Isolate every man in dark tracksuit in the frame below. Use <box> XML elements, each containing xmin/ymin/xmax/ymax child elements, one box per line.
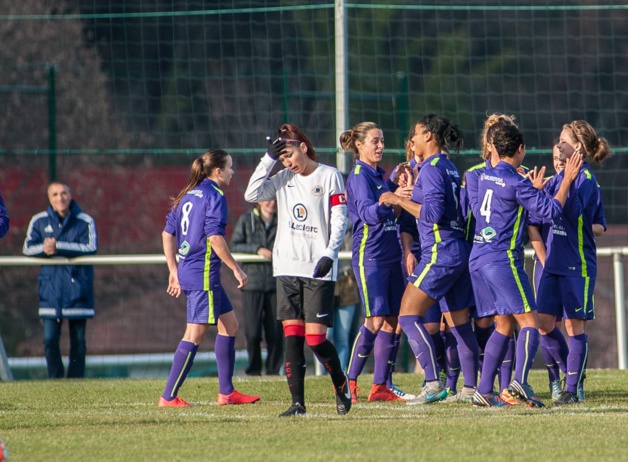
<box><xmin>23</xmin><ymin>181</ymin><xmax>97</xmax><ymax>378</ymax></box>
<box><xmin>230</xmin><ymin>200</ymin><xmax>282</xmax><ymax>375</ymax></box>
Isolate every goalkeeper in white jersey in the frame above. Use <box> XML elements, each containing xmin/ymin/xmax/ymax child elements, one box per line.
<box><xmin>245</xmin><ymin>123</ymin><xmax>351</xmax><ymax>417</ymax></box>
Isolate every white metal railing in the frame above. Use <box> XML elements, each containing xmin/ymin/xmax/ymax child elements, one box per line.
<box><xmin>0</xmin><ymin>248</ymin><xmax>626</xmax><ymax>380</ymax></box>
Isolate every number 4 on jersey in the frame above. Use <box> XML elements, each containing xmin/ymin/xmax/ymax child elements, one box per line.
<box><xmin>480</xmin><ymin>189</ymin><xmax>494</xmax><ymax>223</ymax></box>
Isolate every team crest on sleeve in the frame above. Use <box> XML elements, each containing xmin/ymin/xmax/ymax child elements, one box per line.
<box><xmin>312</xmin><ymin>185</ymin><xmax>325</xmax><ymax>196</ymax></box>
<box><xmin>293</xmin><ymin>204</ymin><xmax>308</xmax><ymax>222</ymax></box>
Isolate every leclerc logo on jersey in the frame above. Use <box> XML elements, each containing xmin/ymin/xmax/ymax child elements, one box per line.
<box><xmin>293</xmin><ymin>204</ymin><xmax>308</xmax><ymax>222</ymax></box>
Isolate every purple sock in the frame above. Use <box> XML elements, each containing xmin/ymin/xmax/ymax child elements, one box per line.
<box><xmin>373</xmin><ymin>330</ymin><xmax>395</xmax><ymax>385</ymax></box>
<box><xmin>386</xmin><ymin>334</ymin><xmax>402</xmax><ymax>388</ymax></box>
<box><xmin>566</xmin><ymin>333</ymin><xmax>588</xmax><ymax>394</ymax></box>
<box><xmin>580</xmin><ymin>334</ymin><xmax>589</xmax><ymax>388</ymax></box>
<box><xmin>451</xmin><ymin>322</ymin><xmax>479</xmax><ymax>388</ymax></box>
<box><xmin>474</xmin><ymin>323</ymin><xmax>494</xmax><ymax>369</ymax></box>
<box><xmin>348</xmin><ymin>326</ymin><xmax>377</xmax><ymax>380</ymax></box>
<box><xmin>498</xmin><ymin>336</ymin><xmax>515</xmax><ymax>391</ymax></box>
<box><xmin>444</xmin><ymin>331</ymin><xmax>460</xmax><ymax>391</ymax></box>
<box><xmin>215</xmin><ymin>334</ymin><xmax>236</xmax><ymax>395</ymax></box>
<box><xmin>431</xmin><ymin>332</ymin><xmax>446</xmax><ymax>373</ymax></box>
<box><xmin>540</xmin><ymin>337</ymin><xmax>561</xmax><ymax>383</ymax></box>
<box><xmin>399</xmin><ymin>315</ymin><xmax>438</xmax><ymax>382</ymax></box>
<box><xmin>163</xmin><ymin>340</ymin><xmax>198</xmax><ymax>400</ymax></box>
<box><xmin>477</xmin><ymin>331</ymin><xmax>510</xmax><ymax>394</ymax></box>
<box><xmin>541</xmin><ymin>327</ymin><xmax>569</xmax><ymax>374</ymax></box>
<box><xmin>514</xmin><ymin>327</ymin><xmax>539</xmax><ymax>385</ymax></box>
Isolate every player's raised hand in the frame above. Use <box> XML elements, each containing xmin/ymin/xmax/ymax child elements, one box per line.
<box><xmin>390</xmin><ymin>162</ymin><xmax>413</xmax><ymax>187</ymax></box>
<box><xmin>528</xmin><ymin>166</ymin><xmax>547</xmax><ymax>190</ymax></box>
<box><xmin>266</xmin><ymin>136</ymin><xmax>287</xmax><ymax>160</ymax></box>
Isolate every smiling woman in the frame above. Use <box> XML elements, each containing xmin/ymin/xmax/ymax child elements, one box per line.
<box><xmin>244</xmin><ymin>123</ymin><xmax>351</xmax><ymax>417</ymax></box>
<box><xmin>536</xmin><ymin>120</ymin><xmax>612</xmax><ymax>406</ymax></box>
<box><xmin>341</xmin><ymin>121</ymin><xmax>414</xmax><ymax>403</ymax></box>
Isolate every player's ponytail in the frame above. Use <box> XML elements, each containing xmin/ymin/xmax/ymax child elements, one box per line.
<box><xmin>419</xmin><ymin>114</ymin><xmax>464</xmax><ymax>154</ymax></box>
<box><xmin>592</xmin><ymin>136</ymin><xmax>612</xmax><ymax>164</ymax></box>
<box><xmin>480</xmin><ymin>113</ymin><xmax>517</xmax><ymax>160</ymax></box>
<box><xmin>339</xmin><ymin>129</ymin><xmax>356</xmax><ymax>155</ymax></box>
<box><xmin>443</xmin><ymin>123</ymin><xmax>463</xmax><ymax>153</ymax></box>
<box><xmin>170</xmin><ymin>149</ymin><xmax>230</xmax><ymax>209</ymax></box>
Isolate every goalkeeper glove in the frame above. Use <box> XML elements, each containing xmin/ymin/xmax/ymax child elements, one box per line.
<box><xmin>266</xmin><ymin>136</ymin><xmax>287</xmax><ymax>160</ymax></box>
<box><xmin>312</xmin><ymin>256</ymin><xmax>334</xmax><ymax>278</ymax></box>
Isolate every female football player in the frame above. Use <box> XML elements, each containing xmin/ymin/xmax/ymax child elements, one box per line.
<box><xmin>469</xmin><ymin>123</ymin><xmax>582</xmax><ymax>407</ymax></box>
<box><xmin>245</xmin><ymin>124</ymin><xmax>351</xmax><ymax>417</ymax></box>
<box><xmin>159</xmin><ymin>149</ymin><xmax>260</xmax><ymax>407</ymax></box>
<box><xmin>342</xmin><ymin>121</ymin><xmax>411</xmax><ymax>403</ymax></box>
<box><xmin>536</xmin><ymin>120</ymin><xmax>610</xmax><ymax>406</ymax></box>
<box><xmin>379</xmin><ymin>114</ymin><xmax>479</xmax><ymax>404</ymax></box>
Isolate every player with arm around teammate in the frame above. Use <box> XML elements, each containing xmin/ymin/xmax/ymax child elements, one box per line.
<box><xmin>469</xmin><ymin>123</ymin><xmax>582</xmax><ymax>407</ymax></box>
<box><xmin>158</xmin><ymin>149</ymin><xmax>260</xmax><ymax>407</ymax></box>
<box><xmin>396</xmin><ymin>137</ymin><xmax>455</xmax><ymax>400</ymax></box>
<box><xmin>379</xmin><ymin>114</ymin><xmax>479</xmax><ymax>405</ymax></box>
<box><xmin>245</xmin><ymin>124</ymin><xmax>351</xmax><ymax>417</ymax></box>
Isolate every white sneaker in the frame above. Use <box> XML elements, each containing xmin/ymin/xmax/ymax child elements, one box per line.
<box><xmin>406</xmin><ymin>381</ymin><xmax>447</xmax><ymax>405</ymax></box>
<box><xmin>389</xmin><ymin>384</ymin><xmax>417</xmax><ymax>401</ymax></box>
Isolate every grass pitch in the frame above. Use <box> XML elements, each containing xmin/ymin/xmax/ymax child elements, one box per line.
<box><xmin>1</xmin><ymin>371</ymin><xmax>628</xmax><ymax>461</ymax></box>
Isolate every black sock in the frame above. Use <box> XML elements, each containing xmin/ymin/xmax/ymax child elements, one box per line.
<box><xmin>309</xmin><ymin>339</ymin><xmax>346</xmax><ymax>392</ymax></box>
<box><xmin>284</xmin><ymin>334</ymin><xmax>306</xmax><ymax>405</ymax></box>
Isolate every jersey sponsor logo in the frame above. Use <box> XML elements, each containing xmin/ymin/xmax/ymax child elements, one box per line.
<box><xmin>289</xmin><ymin>222</ymin><xmax>319</xmax><ymax>233</ymax></box>
<box><xmin>187</xmin><ymin>189</ymin><xmax>204</xmax><ymax>198</ymax></box>
<box><xmin>384</xmin><ymin>219</ymin><xmax>396</xmax><ymax>232</ymax></box>
<box><xmin>330</xmin><ymin>193</ymin><xmax>346</xmax><ymax>207</ymax></box>
<box><xmin>451</xmin><ymin>220</ymin><xmax>464</xmax><ymax>232</ymax></box>
<box><xmin>312</xmin><ymin>185</ymin><xmax>325</xmax><ymax>196</ymax></box>
<box><xmin>316</xmin><ymin>313</ymin><xmax>329</xmax><ymax>318</ymax></box>
<box><xmin>447</xmin><ymin>169</ymin><xmax>460</xmax><ymax>179</ymax></box>
<box><xmin>553</xmin><ymin>224</ymin><xmax>568</xmax><ymax>237</ymax></box>
<box><xmin>178</xmin><ymin>240</ymin><xmax>190</xmax><ymax>256</ymax></box>
<box><xmin>293</xmin><ymin>203</ymin><xmax>308</xmax><ymax>222</ymax></box>
<box><xmin>376</xmin><ymin>185</ymin><xmax>383</xmax><ymax>190</ymax></box>
<box><xmin>480</xmin><ymin>226</ymin><xmax>497</xmax><ymax>242</ymax></box>
<box><xmin>44</xmin><ymin>224</ymin><xmax>53</xmax><ymax>233</ymax></box>
<box><xmin>480</xmin><ymin>173</ymin><xmax>506</xmax><ymax>187</ymax></box>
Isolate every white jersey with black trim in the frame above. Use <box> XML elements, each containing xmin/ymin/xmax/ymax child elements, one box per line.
<box><xmin>245</xmin><ymin>154</ymin><xmax>348</xmax><ymax>281</ymax></box>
